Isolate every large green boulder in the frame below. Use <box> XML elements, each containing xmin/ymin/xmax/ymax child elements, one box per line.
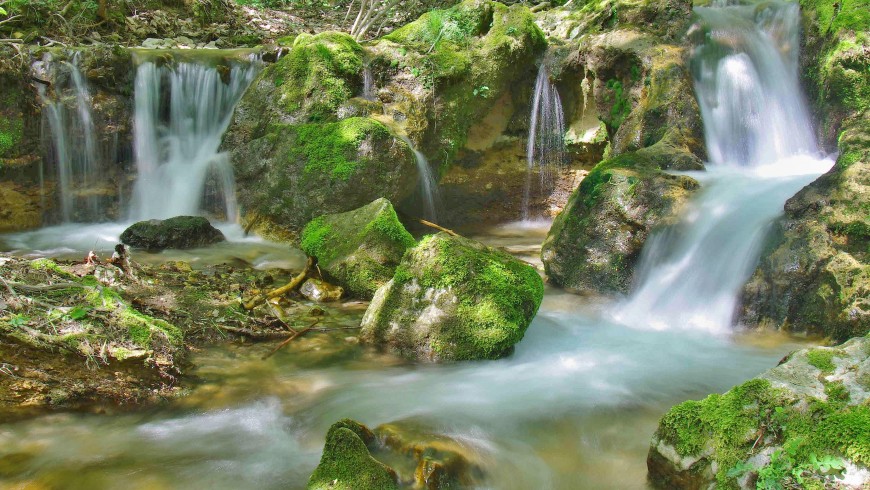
<box><xmin>361</xmin><ymin>233</ymin><xmax>544</xmax><ymax>361</ymax></box>
<box><xmin>300</xmin><ymin>198</ymin><xmax>416</xmax><ymax>300</ymax></box>
<box><xmin>738</xmin><ymin>1</ymin><xmax>869</xmax><ymax>341</ymax></box>
<box><xmin>308</xmin><ymin>420</ymin><xmax>398</xmax><ymax>490</ymax></box>
<box><xmin>542</xmin><ymin>147</ymin><xmax>699</xmax><ymax>294</ymax></box>
<box><xmin>648</xmin><ymin>335</ymin><xmax>870</xmax><ymax>489</ymax></box>
<box><xmin>229</xmin><ymin>115</ymin><xmax>419</xmax><ymax>235</ymax></box>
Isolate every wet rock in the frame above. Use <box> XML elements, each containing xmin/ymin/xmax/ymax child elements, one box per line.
<box><xmin>301</xmin><ymin>198</ymin><xmax>416</xmax><ymax>300</ymax></box>
<box><xmin>542</xmin><ymin>148</ymin><xmax>699</xmax><ymax>294</ymax></box>
<box><xmin>308</xmin><ymin>419</ymin><xmax>398</xmax><ymax>490</ymax></box>
<box><xmin>738</xmin><ymin>3</ymin><xmax>869</xmax><ymax>341</ymax></box>
<box><xmin>361</xmin><ymin>233</ymin><xmax>544</xmax><ymax>361</ymax></box>
<box><xmin>300</xmin><ymin>278</ymin><xmax>344</xmax><ymax>303</ymax></box>
<box><xmin>120</xmin><ymin>216</ymin><xmax>226</xmax><ymax>251</ymax></box>
<box><xmin>648</xmin><ymin>334</ymin><xmax>870</xmax><ymax>489</ymax></box>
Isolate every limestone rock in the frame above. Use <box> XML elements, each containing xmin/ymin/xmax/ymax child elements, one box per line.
<box><xmin>648</xmin><ymin>335</ymin><xmax>870</xmax><ymax>489</ymax></box>
<box><xmin>120</xmin><ymin>216</ymin><xmax>226</xmax><ymax>251</ymax></box>
<box><xmin>361</xmin><ymin>233</ymin><xmax>544</xmax><ymax>361</ymax></box>
<box><xmin>300</xmin><ymin>198</ymin><xmax>416</xmax><ymax>300</ymax></box>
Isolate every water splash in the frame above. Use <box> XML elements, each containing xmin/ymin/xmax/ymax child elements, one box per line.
<box><xmin>613</xmin><ymin>0</ymin><xmax>831</xmax><ymax>334</ymax></box>
<box><xmin>128</xmin><ymin>55</ymin><xmax>260</xmax><ymax>221</ymax></box>
<box><xmin>522</xmin><ymin>65</ymin><xmax>565</xmax><ymax>221</ymax></box>
<box><xmin>38</xmin><ymin>52</ymin><xmax>103</xmax><ymax>222</ymax></box>
<box><xmin>397</xmin><ymin>134</ymin><xmax>440</xmax><ymax>222</ymax></box>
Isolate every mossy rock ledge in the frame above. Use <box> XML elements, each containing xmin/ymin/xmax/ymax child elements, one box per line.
<box><xmin>648</xmin><ymin>334</ymin><xmax>870</xmax><ymax>489</ymax></box>
<box><xmin>308</xmin><ymin>420</ymin><xmax>398</xmax><ymax>490</ymax></box>
<box><xmin>360</xmin><ymin>232</ymin><xmax>544</xmax><ymax>361</ymax></box>
<box><xmin>120</xmin><ymin>216</ymin><xmax>226</xmax><ymax>251</ymax></box>
<box><xmin>300</xmin><ymin>198</ymin><xmax>416</xmax><ymax>300</ymax></box>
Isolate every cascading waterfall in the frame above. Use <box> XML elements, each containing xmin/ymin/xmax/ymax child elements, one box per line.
<box><xmin>397</xmin><ymin>134</ymin><xmax>440</xmax><ymax>221</ymax></box>
<box><xmin>362</xmin><ymin>65</ymin><xmax>375</xmax><ymax>101</ymax></box>
<box><xmin>128</xmin><ymin>54</ymin><xmax>260</xmax><ymax>221</ymax></box>
<box><xmin>38</xmin><ymin>52</ymin><xmax>103</xmax><ymax>222</ymax></box>
<box><xmin>612</xmin><ymin>0</ymin><xmax>833</xmax><ymax>333</ymax></box>
<box><xmin>522</xmin><ymin>64</ymin><xmax>565</xmax><ymax>221</ymax></box>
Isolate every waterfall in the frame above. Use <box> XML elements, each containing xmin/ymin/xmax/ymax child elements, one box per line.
<box><xmin>522</xmin><ymin>65</ymin><xmax>565</xmax><ymax>221</ymax></box>
<box><xmin>397</xmin><ymin>134</ymin><xmax>439</xmax><ymax>222</ymax></box>
<box><xmin>612</xmin><ymin>0</ymin><xmax>832</xmax><ymax>334</ymax></box>
<box><xmin>128</xmin><ymin>54</ymin><xmax>259</xmax><ymax>221</ymax></box>
<box><xmin>38</xmin><ymin>52</ymin><xmax>103</xmax><ymax>222</ymax></box>
<box><xmin>362</xmin><ymin>65</ymin><xmax>375</xmax><ymax>101</ymax></box>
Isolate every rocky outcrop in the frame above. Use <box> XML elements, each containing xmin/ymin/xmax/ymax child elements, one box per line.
<box><xmin>300</xmin><ymin>198</ymin><xmax>415</xmax><ymax>300</ymax></box>
<box><xmin>539</xmin><ymin>3</ymin><xmax>706</xmax><ymax>293</ymax></box>
<box><xmin>648</xmin><ymin>335</ymin><xmax>870</xmax><ymax>489</ymax></box>
<box><xmin>309</xmin><ymin>418</ymin><xmax>487</xmax><ymax>490</ymax></box>
<box><xmin>120</xmin><ymin>216</ymin><xmax>226</xmax><ymax>251</ymax></box>
<box><xmin>361</xmin><ymin>233</ymin><xmax>544</xmax><ymax>361</ymax></box>
<box><xmin>223</xmin><ymin>32</ymin><xmax>420</xmax><ymax>236</ymax></box>
<box><xmin>738</xmin><ymin>1</ymin><xmax>869</xmax><ymax>340</ymax></box>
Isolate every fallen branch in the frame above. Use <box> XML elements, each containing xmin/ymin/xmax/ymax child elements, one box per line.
<box><xmin>5</xmin><ymin>281</ymin><xmax>83</xmax><ymax>293</ymax></box>
<box><xmin>0</xmin><ymin>276</ymin><xmax>17</xmax><ymax>297</ymax></box>
<box><xmin>242</xmin><ymin>256</ymin><xmax>315</xmax><ymax>310</ymax></box>
<box><xmin>418</xmin><ymin>219</ymin><xmax>459</xmax><ymax>237</ymax></box>
<box><xmin>216</xmin><ymin>325</ymin><xmax>293</xmax><ymax>340</ymax></box>
<box><xmin>262</xmin><ymin>319</ymin><xmax>321</xmax><ymax>360</ymax></box>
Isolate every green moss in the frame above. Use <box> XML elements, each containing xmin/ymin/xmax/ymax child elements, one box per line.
<box><xmin>390</xmin><ymin>234</ymin><xmax>544</xmax><ymax>359</ymax></box>
<box><xmin>308</xmin><ymin>423</ymin><xmax>397</xmax><ymax>490</ymax></box>
<box><xmin>293</xmin><ymin>118</ymin><xmax>393</xmax><ymax>181</ymax></box>
<box><xmin>271</xmin><ymin>31</ymin><xmax>363</xmax><ymax>122</ymax></box>
<box><xmin>300</xmin><ymin>198</ymin><xmax>415</xmax><ymax>299</ymax></box>
<box><xmin>0</xmin><ymin>117</ymin><xmax>22</xmax><ymax>159</ymax></box>
<box><xmin>806</xmin><ymin>348</ymin><xmax>840</xmax><ymax>372</ymax></box>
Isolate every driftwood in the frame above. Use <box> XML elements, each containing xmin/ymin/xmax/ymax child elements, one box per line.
<box><xmin>4</xmin><ymin>281</ymin><xmax>83</xmax><ymax>293</ymax></box>
<box><xmin>417</xmin><ymin>219</ymin><xmax>459</xmax><ymax>237</ymax></box>
<box><xmin>261</xmin><ymin>319</ymin><xmax>321</xmax><ymax>360</ymax></box>
<box><xmin>242</xmin><ymin>257</ymin><xmax>315</xmax><ymax>310</ymax></box>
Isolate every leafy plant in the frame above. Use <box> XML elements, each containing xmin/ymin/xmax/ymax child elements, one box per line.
<box><xmin>67</xmin><ymin>306</ymin><xmax>90</xmax><ymax>321</ymax></box>
<box><xmin>9</xmin><ymin>314</ymin><xmax>29</xmax><ymax>327</ymax></box>
<box><xmin>473</xmin><ymin>85</ymin><xmax>490</xmax><ymax>98</ymax></box>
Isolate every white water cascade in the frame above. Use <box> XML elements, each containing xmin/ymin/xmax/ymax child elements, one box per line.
<box><xmin>39</xmin><ymin>52</ymin><xmax>103</xmax><ymax>222</ymax></box>
<box><xmin>362</xmin><ymin>65</ymin><xmax>375</xmax><ymax>101</ymax></box>
<box><xmin>128</xmin><ymin>54</ymin><xmax>259</xmax><ymax>221</ymax></box>
<box><xmin>612</xmin><ymin>0</ymin><xmax>833</xmax><ymax>334</ymax></box>
<box><xmin>397</xmin><ymin>133</ymin><xmax>440</xmax><ymax>222</ymax></box>
<box><xmin>522</xmin><ymin>64</ymin><xmax>565</xmax><ymax>221</ymax></box>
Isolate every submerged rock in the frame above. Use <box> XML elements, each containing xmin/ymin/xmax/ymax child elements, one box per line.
<box><xmin>309</xmin><ymin>418</ymin><xmax>486</xmax><ymax>490</ymax></box>
<box><xmin>308</xmin><ymin>419</ymin><xmax>398</xmax><ymax>490</ymax></box>
<box><xmin>120</xmin><ymin>216</ymin><xmax>226</xmax><ymax>251</ymax></box>
<box><xmin>299</xmin><ymin>278</ymin><xmax>344</xmax><ymax>303</ymax></box>
<box><xmin>301</xmin><ymin>198</ymin><xmax>416</xmax><ymax>300</ymax></box>
<box><xmin>360</xmin><ymin>233</ymin><xmax>544</xmax><ymax>361</ymax></box>
<box><xmin>648</xmin><ymin>334</ymin><xmax>870</xmax><ymax>489</ymax></box>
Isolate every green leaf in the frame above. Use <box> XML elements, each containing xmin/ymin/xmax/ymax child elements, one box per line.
<box><xmin>68</xmin><ymin>306</ymin><xmax>90</xmax><ymax>321</ymax></box>
<box><xmin>0</xmin><ymin>7</ymin><xmax>7</xmax><ymax>16</ymax></box>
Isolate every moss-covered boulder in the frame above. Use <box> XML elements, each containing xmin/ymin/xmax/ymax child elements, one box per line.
<box><xmin>542</xmin><ymin>147</ymin><xmax>699</xmax><ymax>293</ymax></box>
<box><xmin>738</xmin><ymin>1</ymin><xmax>869</xmax><ymax>341</ymax></box>
<box><xmin>300</xmin><ymin>198</ymin><xmax>415</xmax><ymax>299</ymax></box>
<box><xmin>371</xmin><ymin>0</ymin><xmax>546</xmax><ymax>164</ymax></box>
<box><xmin>120</xmin><ymin>216</ymin><xmax>226</xmax><ymax>251</ymax></box>
<box><xmin>361</xmin><ymin>233</ymin><xmax>544</xmax><ymax>361</ymax></box>
<box><xmin>648</xmin><ymin>335</ymin><xmax>870</xmax><ymax>489</ymax></box>
<box><xmin>308</xmin><ymin>419</ymin><xmax>398</xmax><ymax>490</ymax></box>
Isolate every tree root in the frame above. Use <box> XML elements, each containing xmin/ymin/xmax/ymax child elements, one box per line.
<box><xmin>242</xmin><ymin>257</ymin><xmax>315</xmax><ymax>310</ymax></box>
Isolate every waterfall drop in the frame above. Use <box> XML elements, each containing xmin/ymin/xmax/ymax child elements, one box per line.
<box><xmin>38</xmin><ymin>52</ymin><xmax>104</xmax><ymax>222</ymax></box>
<box><xmin>612</xmin><ymin>0</ymin><xmax>833</xmax><ymax>334</ymax></box>
<box><xmin>522</xmin><ymin>65</ymin><xmax>565</xmax><ymax>221</ymax></box>
<box><xmin>128</xmin><ymin>54</ymin><xmax>260</xmax><ymax>221</ymax></box>
<box><xmin>397</xmin><ymin>134</ymin><xmax>440</xmax><ymax>222</ymax></box>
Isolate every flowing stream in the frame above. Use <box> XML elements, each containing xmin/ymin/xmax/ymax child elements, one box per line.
<box><xmin>0</xmin><ymin>1</ymin><xmax>837</xmax><ymax>488</ymax></box>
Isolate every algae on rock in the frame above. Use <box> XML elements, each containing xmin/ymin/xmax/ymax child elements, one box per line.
<box><xmin>300</xmin><ymin>198</ymin><xmax>416</xmax><ymax>300</ymax></box>
<box><xmin>361</xmin><ymin>233</ymin><xmax>544</xmax><ymax>361</ymax></box>
<box><xmin>308</xmin><ymin>420</ymin><xmax>398</xmax><ymax>490</ymax></box>
<box><xmin>648</xmin><ymin>334</ymin><xmax>870</xmax><ymax>489</ymax></box>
